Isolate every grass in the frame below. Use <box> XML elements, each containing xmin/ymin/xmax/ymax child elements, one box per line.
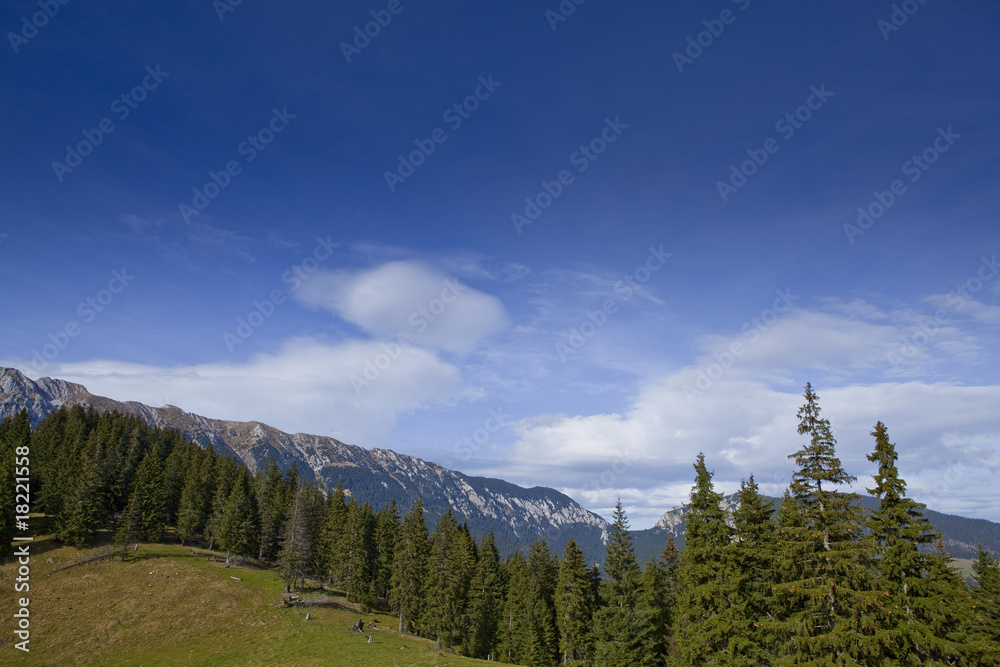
<box><xmin>1</xmin><ymin>534</ymin><xmax>492</xmax><ymax>666</ymax></box>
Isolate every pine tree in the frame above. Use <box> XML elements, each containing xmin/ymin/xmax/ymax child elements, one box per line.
<box><xmin>594</xmin><ymin>499</ymin><xmax>657</xmax><ymax>667</ymax></box>
<box><xmin>648</xmin><ymin>535</ymin><xmax>681</xmax><ymax>663</ymax></box>
<box><xmin>0</xmin><ymin>411</ymin><xmax>31</xmax><ymax>548</ymax></box>
<box><xmin>278</xmin><ymin>480</ymin><xmax>313</xmax><ymax>591</ymax></box>
<box><xmin>319</xmin><ymin>482</ymin><xmax>349</xmax><ymax>586</ymax></box>
<box><xmin>423</xmin><ymin>509</ymin><xmax>475</xmax><ymax>649</ymax></box>
<box><xmin>115</xmin><ymin>495</ymin><xmax>143</xmax><ymax>562</ymax></box>
<box><xmin>122</xmin><ymin>452</ymin><xmax>167</xmax><ymax>543</ymax></box>
<box><xmin>556</xmin><ymin>537</ymin><xmax>595</xmax><ymax>665</ymax></box>
<box><xmin>161</xmin><ymin>441</ymin><xmax>190</xmax><ymax>523</ymax></box>
<box><xmin>500</xmin><ymin>551</ymin><xmax>536</xmax><ymax>664</ymax></box>
<box><xmin>218</xmin><ymin>469</ymin><xmax>260</xmax><ymax>567</ymax></box>
<box><xmin>54</xmin><ymin>454</ymin><xmax>104</xmax><ymax>546</ymax></box>
<box><xmin>672</xmin><ymin>453</ymin><xmax>733</xmax><ymax>664</ymax></box>
<box><xmin>343</xmin><ymin>499</ymin><xmax>376</xmax><ymax>608</ymax></box>
<box><xmin>526</xmin><ymin>538</ymin><xmax>559</xmax><ymax>665</ymax></box>
<box><xmin>304</xmin><ymin>482</ymin><xmax>328</xmax><ymax>581</ymax></box>
<box><xmin>373</xmin><ymin>500</ymin><xmax>399</xmax><ymax>608</ymax></box>
<box><xmin>175</xmin><ymin>451</ymin><xmax>212</xmax><ymax>545</ymax></box>
<box><xmin>391</xmin><ymin>497</ymin><xmax>429</xmax><ymax>634</ymax></box>
<box><xmin>866</xmin><ymin>421</ymin><xmax>974</xmax><ymax>663</ymax></box>
<box><xmin>970</xmin><ymin>546</ymin><xmax>1000</xmax><ymax>664</ymax></box>
<box><xmin>776</xmin><ymin>383</ymin><xmax>881</xmax><ymax>663</ymax></box>
<box><xmin>205</xmin><ymin>456</ymin><xmax>239</xmax><ymax>551</ymax></box>
<box><xmin>724</xmin><ymin>474</ymin><xmax>779</xmax><ymax>663</ymax></box>
<box><xmin>468</xmin><ymin>531</ymin><xmax>504</xmax><ymax>660</ymax></box>
<box><xmin>254</xmin><ymin>459</ymin><xmax>288</xmax><ymax>561</ymax></box>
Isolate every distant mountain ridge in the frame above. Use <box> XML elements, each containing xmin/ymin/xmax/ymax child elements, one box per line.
<box><xmin>633</xmin><ymin>492</ymin><xmax>1000</xmax><ymax>563</ymax></box>
<box><xmin>2</xmin><ymin>367</ymin><xmax>997</xmax><ymax>563</ymax></box>
<box><xmin>0</xmin><ymin>367</ymin><xmax>608</xmax><ymax>559</ymax></box>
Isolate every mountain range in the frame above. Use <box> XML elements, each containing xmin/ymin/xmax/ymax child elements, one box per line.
<box><xmin>2</xmin><ymin>367</ymin><xmax>997</xmax><ymax>563</ymax></box>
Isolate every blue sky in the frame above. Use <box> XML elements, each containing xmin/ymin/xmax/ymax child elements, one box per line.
<box><xmin>2</xmin><ymin>0</ymin><xmax>998</xmax><ymax>527</ymax></box>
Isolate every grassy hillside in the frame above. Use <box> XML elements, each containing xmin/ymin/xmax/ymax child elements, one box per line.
<box><xmin>1</xmin><ymin>534</ymin><xmax>491</xmax><ymax>666</ymax></box>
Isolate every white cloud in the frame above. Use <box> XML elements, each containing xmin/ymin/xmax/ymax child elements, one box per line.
<box><xmin>480</xmin><ymin>298</ymin><xmax>1000</xmax><ymax>527</ymax></box>
<box><xmin>21</xmin><ymin>337</ymin><xmax>470</xmax><ymax>446</ymax></box>
<box><xmin>294</xmin><ymin>260</ymin><xmax>507</xmax><ymax>355</ymax></box>
<box><xmin>491</xmin><ymin>375</ymin><xmax>1000</xmax><ymax>527</ymax></box>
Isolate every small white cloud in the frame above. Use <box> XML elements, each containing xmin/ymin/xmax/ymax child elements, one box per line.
<box><xmin>294</xmin><ymin>260</ymin><xmax>507</xmax><ymax>354</ymax></box>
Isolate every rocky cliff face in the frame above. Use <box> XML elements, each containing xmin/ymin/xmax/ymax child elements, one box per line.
<box><xmin>0</xmin><ymin>367</ymin><xmax>608</xmax><ymax>559</ymax></box>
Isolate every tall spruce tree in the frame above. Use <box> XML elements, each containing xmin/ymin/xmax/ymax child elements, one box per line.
<box><xmin>556</xmin><ymin>537</ymin><xmax>595</xmax><ymax>665</ymax></box>
<box><xmin>0</xmin><ymin>411</ymin><xmax>32</xmax><ymax>548</ymax></box>
<box><xmin>527</xmin><ymin>538</ymin><xmax>560</xmax><ymax>665</ymax></box>
<box><xmin>218</xmin><ymin>469</ymin><xmax>260</xmax><ymax>567</ymax></box>
<box><xmin>343</xmin><ymin>500</ymin><xmax>376</xmax><ymax>608</ymax></box>
<box><xmin>502</xmin><ymin>550</ymin><xmax>550</xmax><ymax>665</ymax></box>
<box><xmin>278</xmin><ymin>480</ymin><xmax>313</xmax><ymax>591</ymax></box>
<box><xmin>373</xmin><ymin>500</ymin><xmax>399</xmax><ymax>608</ymax></box>
<box><xmin>254</xmin><ymin>458</ymin><xmax>288</xmax><ymax>561</ymax></box>
<box><xmin>205</xmin><ymin>456</ymin><xmax>239</xmax><ymax>551</ymax></box>
<box><xmin>391</xmin><ymin>497</ymin><xmax>429</xmax><ymax>634</ymax></box>
<box><xmin>468</xmin><ymin>531</ymin><xmax>504</xmax><ymax>660</ymax></box>
<box><xmin>423</xmin><ymin>509</ymin><xmax>475</xmax><ymax>649</ymax></box>
<box><xmin>594</xmin><ymin>499</ymin><xmax>657</xmax><ymax>667</ymax></box>
<box><xmin>127</xmin><ymin>452</ymin><xmax>167</xmax><ymax>541</ymax></box>
<box><xmin>724</xmin><ymin>474</ymin><xmax>779</xmax><ymax>663</ymax></box>
<box><xmin>161</xmin><ymin>442</ymin><xmax>190</xmax><ymax>523</ymax></box>
<box><xmin>672</xmin><ymin>453</ymin><xmax>733</xmax><ymax>664</ymax></box>
<box><xmin>970</xmin><ymin>546</ymin><xmax>1000</xmax><ymax>664</ymax></box>
<box><xmin>176</xmin><ymin>450</ymin><xmax>216</xmax><ymax>545</ymax></box>
<box><xmin>867</xmin><ymin>421</ymin><xmax>974</xmax><ymax>663</ymax></box>
<box><xmin>776</xmin><ymin>383</ymin><xmax>881</xmax><ymax>663</ymax></box>
<box><xmin>319</xmin><ymin>482</ymin><xmax>349</xmax><ymax>586</ymax></box>
<box><xmin>649</xmin><ymin>535</ymin><xmax>681</xmax><ymax>663</ymax></box>
<box><xmin>54</xmin><ymin>454</ymin><xmax>104</xmax><ymax>546</ymax></box>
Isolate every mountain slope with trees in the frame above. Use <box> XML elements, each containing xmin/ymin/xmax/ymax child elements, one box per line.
<box><xmin>3</xmin><ymin>382</ymin><xmax>999</xmax><ymax>664</ymax></box>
